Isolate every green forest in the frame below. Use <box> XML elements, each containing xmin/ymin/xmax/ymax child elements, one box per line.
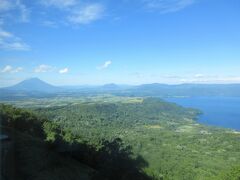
<box><xmin>1</xmin><ymin>97</ymin><xmax>240</xmax><ymax>180</ymax></box>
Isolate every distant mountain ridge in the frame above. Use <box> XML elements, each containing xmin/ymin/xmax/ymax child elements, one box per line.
<box><xmin>132</xmin><ymin>83</ymin><xmax>240</xmax><ymax>97</ymax></box>
<box><xmin>101</xmin><ymin>83</ymin><xmax>120</xmax><ymax>90</ymax></box>
<box><xmin>4</xmin><ymin>78</ymin><xmax>59</xmax><ymax>92</ymax></box>
<box><xmin>2</xmin><ymin>78</ymin><xmax>240</xmax><ymax>100</ymax></box>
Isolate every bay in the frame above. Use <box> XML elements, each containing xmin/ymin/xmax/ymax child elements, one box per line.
<box><xmin>165</xmin><ymin>96</ymin><xmax>240</xmax><ymax>131</ymax></box>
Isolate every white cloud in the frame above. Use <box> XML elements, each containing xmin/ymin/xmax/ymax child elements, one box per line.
<box><xmin>40</xmin><ymin>0</ymin><xmax>77</xmax><ymax>8</ymax></box>
<box><xmin>59</xmin><ymin>67</ymin><xmax>69</xmax><ymax>74</ymax></box>
<box><xmin>0</xmin><ymin>29</ymin><xmax>30</xmax><ymax>50</ymax></box>
<box><xmin>68</xmin><ymin>3</ymin><xmax>105</xmax><ymax>24</ymax></box>
<box><xmin>16</xmin><ymin>0</ymin><xmax>30</xmax><ymax>22</ymax></box>
<box><xmin>34</xmin><ymin>64</ymin><xmax>53</xmax><ymax>73</ymax></box>
<box><xmin>11</xmin><ymin>67</ymin><xmax>23</xmax><ymax>73</ymax></box>
<box><xmin>142</xmin><ymin>0</ymin><xmax>195</xmax><ymax>13</ymax></box>
<box><xmin>40</xmin><ymin>1</ymin><xmax>105</xmax><ymax>26</ymax></box>
<box><xmin>97</xmin><ymin>60</ymin><xmax>112</xmax><ymax>70</ymax></box>
<box><xmin>0</xmin><ymin>41</ymin><xmax>30</xmax><ymax>51</ymax></box>
<box><xmin>0</xmin><ymin>29</ymin><xmax>13</xmax><ymax>38</ymax></box>
<box><xmin>0</xmin><ymin>0</ymin><xmax>30</xmax><ymax>22</ymax></box>
<box><xmin>194</xmin><ymin>74</ymin><xmax>204</xmax><ymax>78</ymax></box>
<box><xmin>0</xmin><ymin>0</ymin><xmax>14</xmax><ymax>12</ymax></box>
<box><xmin>1</xmin><ymin>65</ymin><xmax>13</xmax><ymax>73</ymax></box>
<box><xmin>178</xmin><ymin>75</ymin><xmax>240</xmax><ymax>84</ymax></box>
<box><xmin>1</xmin><ymin>65</ymin><xmax>23</xmax><ymax>73</ymax></box>
<box><xmin>0</xmin><ymin>0</ymin><xmax>30</xmax><ymax>50</ymax></box>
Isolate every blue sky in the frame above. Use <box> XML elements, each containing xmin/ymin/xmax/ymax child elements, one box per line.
<box><xmin>0</xmin><ymin>0</ymin><xmax>240</xmax><ymax>87</ymax></box>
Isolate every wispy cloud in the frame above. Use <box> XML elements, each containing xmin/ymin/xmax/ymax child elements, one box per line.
<box><xmin>11</xmin><ymin>67</ymin><xmax>23</xmax><ymax>73</ymax></box>
<box><xmin>179</xmin><ymin>74</ymin><xmax>240</xmax><ymax>84</ymax></box>
<box><xmin>194</xmin><ymin>73</ymin><xmax>204</xmax><ymax>78</ymax></box>
<box><xmin>1</xmin><ymin>65</ymin><xmax>13</xmax><ymax>73</ymax></box>
<box><xmin>0</xmin><ymin>28</ymin><xmax>30</xmax><ymax>50</ymax></box>
<box><xmin>0</xmin><ymin>41</ymin><xmax>30</xmax><ymax>51</ymax></box>
<box><xmin>0</xmin><ymin>0</ymin><xmax>30</xmax><ymax>50</ymax></box>
<box><xmin>97</xmin><ymin>60</ymin><xmax>112</xmax><ymax>70</ymax></box>
<box><xmin>1</xmin><ymin>65</ymin><xmax>23</xmax><ymax>73</ymax></box>
<box><xmin>34</xmin><ymin>64</ymin><xmax>54</xmax><ymax>73</ymax></box>
<box><xmin>40</xmin><ymin>0</ymin><xmax>77</xmax><ymax>8</ymax></box>
<box><xmin>59</xmin><ymin>67</ymin><xmax>69</xmax><ymax>74</ymax></box>
<box><xmin>0</xmin><ymin>0</ymin><xmax>14</xmax><ymax>12</ymax></box>
<box><xmin>42</xmin><ymin>20</ymin><xmax>58</xmax><ymax>28</ymax></box>
<box><xmin>0</xmin><ymin>0</ymin><xmax>30</xmax><ymax>22</ymax></box>
<box><xmin>142</xmin><ymin>0</ymin><xmax>195</xmax><ymax>13</ymax></box>
<box><xmin>16</xmin><ymin>0</ymin><xmax>30</xmax><ymax>22</ymax></box>
<box><xmin>68</xmin><ymin>3</ymin><xmax>105</xmax><ymax>24</ymax></box>
<box><xmin>0</xmin><ymin>29</ymin><xmax>13</xmax><ymax>38</ymax></box>
<box><xmin>40</xmin><ymin>0</ymin><xmax>105</xmax><ymax>25</ymax></box>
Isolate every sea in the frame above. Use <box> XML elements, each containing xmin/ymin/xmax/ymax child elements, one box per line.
<box><xmin>165</xmin><ymin>96</ymin><xmax>240</xmax><ymax>131</ymax></box>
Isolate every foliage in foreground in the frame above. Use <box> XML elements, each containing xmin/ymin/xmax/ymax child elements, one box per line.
<box><xmin>0</xmin><ymin>104</ymin><xmax>151</xmax><ymax>180</ymax></box>
<box><xmin>1</xmin><ymin>96</ymin><xmax>240</xmax><ymax>180</ymax></box>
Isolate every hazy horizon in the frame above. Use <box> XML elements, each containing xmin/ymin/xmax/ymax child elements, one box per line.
<box><xmin>1</xmin><ymin>0</ymin><xmax>240</xmax><ymax>86</ymax></box>
<box><xmin>3</xmin><ymin>77</ymin><xmax>240</xmax><ymax>89</ymax></box>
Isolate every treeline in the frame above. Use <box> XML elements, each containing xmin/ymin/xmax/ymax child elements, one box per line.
<box><xmin>0</xmin><ymin>104</ymin><xmax>152</xmax><ymax>180</ymax></box>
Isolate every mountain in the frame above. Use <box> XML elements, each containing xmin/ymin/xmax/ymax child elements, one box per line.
<box><xmin>101</xmin><ymin>83</ymin><xmax>120</xmax><ymax>90</ymax></box>
<box><xmin>2</xmin><ymin>79</ymin><xmax>240</xmax><ymax>100</ymax></box>
<box><xmin>127</xmin><ymin>83</ymin><xmax>240</xmax><ymax>97</ymax></box>
<box><xmin>4</xmin><ymin>78</ymin><xmax>59</xmax><ymax>92</ymax></box>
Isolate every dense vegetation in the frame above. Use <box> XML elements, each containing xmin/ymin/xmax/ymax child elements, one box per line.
<box><xmin>0</xmin><ymin>104</ymin><xmax>151</xmax><ymax>180</ymax></box>
<box><xmin>1</xmin><ymin>97</ymin><xmax>240</xmax><ymax>179</ymax></box>
<box><xmin>36</xmin><ymin>98</ymin><xmax>199</xmax><ymax>143</ymax></box>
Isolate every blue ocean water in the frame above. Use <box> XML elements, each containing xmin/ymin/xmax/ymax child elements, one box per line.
<box><xmin>165</xmin><ymin>97</ymin><xmax>240</xmax><ymax>131</ymax></box>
